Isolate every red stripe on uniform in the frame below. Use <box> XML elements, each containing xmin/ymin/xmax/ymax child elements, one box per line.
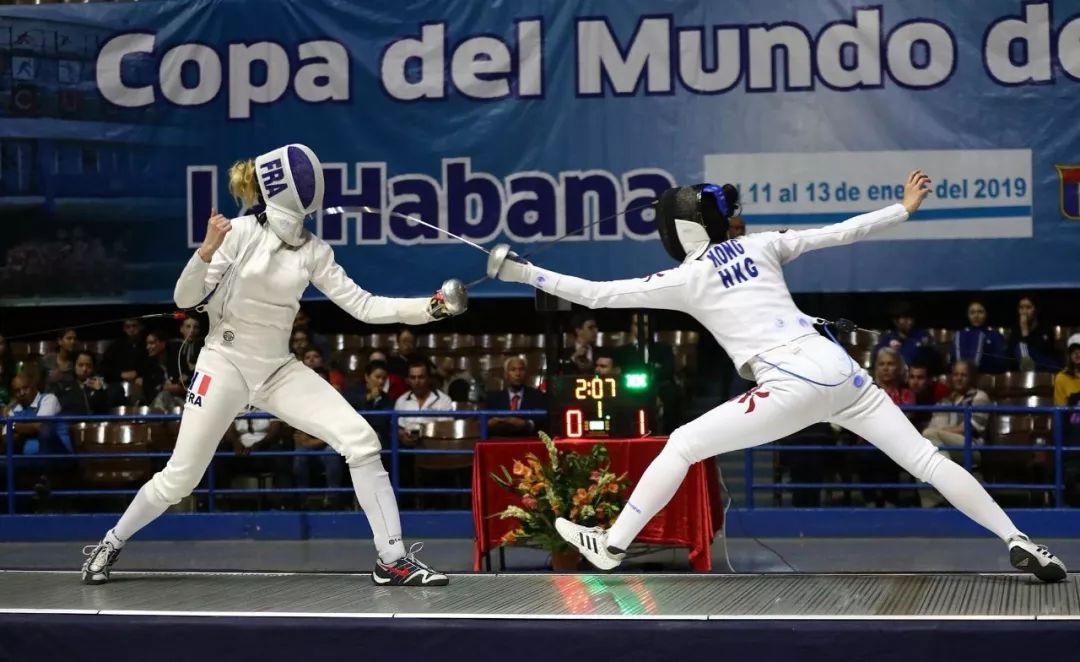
<box><xmin>197</xmin><ymin>374</ymin><xmax>211</xmax><ymax>396</ymax></box>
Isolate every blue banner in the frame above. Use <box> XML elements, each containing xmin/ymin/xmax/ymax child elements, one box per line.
<box><xmin>1</xmin><ymin>0</ymin><xmax>1079</xmax><ymax>304</ymax></box>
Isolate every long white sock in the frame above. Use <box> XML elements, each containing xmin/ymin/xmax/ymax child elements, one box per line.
<box><xmin>349</xmin><ymin>456</ymin><xmax>406</xmax><ymax>564</ymax></box>
<box><xmin>928</xmin><ymin>457</ymin><xmax>1021</xmax><ymax>542</ymax></box>
<box><xmin>606</xmin><ymin>444</ymin><xmax>691</xmax><ymax>551</ymax></box>
<box><xmin>112</xmin><ymin>482</ymin><xmax>169</xmax><ymax>542</ymax></box>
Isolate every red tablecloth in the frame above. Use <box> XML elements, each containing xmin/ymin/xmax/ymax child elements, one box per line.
<box><xmin>472</xmin><ymin>437</ymin><xmax>723</xmax><ymax>571</ymax></box>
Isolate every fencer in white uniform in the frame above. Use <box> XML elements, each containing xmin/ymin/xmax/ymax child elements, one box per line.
<box><xmin>82</xmin><ymin>144</ymin><xmax>460</xmax><ymax>586</ymax></box>
<box><xmin>488</xmin><ymin>170</ymin><xmax>1066</xmax><ymax>582</ymax></box>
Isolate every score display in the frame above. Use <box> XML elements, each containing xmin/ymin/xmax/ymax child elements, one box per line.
<box><xmin>547</xmin><ymin>373</ymin><xmax>655</xmax><ymax>438</ymax></box>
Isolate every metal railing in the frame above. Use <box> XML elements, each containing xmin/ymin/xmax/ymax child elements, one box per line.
<box><xmin>743</xmin><ymin>404</ymin><xmax>1079</xmax><ymax>508</ymax></box>
<box><xmin>1</xmin><ymin>409</ymin><xmax>544</xmax><ymax>514</ymax></box>
<box><xmin>3</xmin><ymin>404</ymin><xmax>1078</xmax><ymax>514</ymax></box>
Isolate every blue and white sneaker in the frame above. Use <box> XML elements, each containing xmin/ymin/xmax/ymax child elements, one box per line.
<box><xmin>372</xmin><ymin>543</ymin><xmax>449</xmax><ymax>586</ymax></box>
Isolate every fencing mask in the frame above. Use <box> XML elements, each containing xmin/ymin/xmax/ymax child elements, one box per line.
<box><xmin>653</xmin><ymin>183</ymin><xmax>739</xmax><ymax>263</ymax></box>
<box><xmin>254</xmin><ymin>144</ymin><xmax>325</xmax><ymax>247</ymax></box>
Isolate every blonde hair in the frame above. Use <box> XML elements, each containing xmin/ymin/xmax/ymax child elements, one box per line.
<box><xmin>227</xmin><ymin>158</ymin><xmax>259</xmax><ymax>209</ymax></box>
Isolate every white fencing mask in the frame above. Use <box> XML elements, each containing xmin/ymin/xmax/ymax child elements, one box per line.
<box><xmin>254</xmin><ymin>144</ymin><xmax>325</xmax><ymax>247</ymax></box>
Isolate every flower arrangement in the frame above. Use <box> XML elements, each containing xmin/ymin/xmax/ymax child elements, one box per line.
<box><xmin>490</xmin><ymin>431</ymin><xmax>631</xmax><ymax>552</ymax></box>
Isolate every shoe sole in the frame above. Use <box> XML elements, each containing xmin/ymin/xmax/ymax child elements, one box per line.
<box><xmin>554</xmin><ymin>518</ymin><xmax>620</xmax><ymax>571</ymax></box>
<box><xmin>81</xmin><ymin>573</ymin><xmax>108</xmax><ymax>585</ymax></box>
<box><xmin>1010</xmin><ymin>546</ymin><xmax>1067</xmax><ymax>583</ymax></box>
<box><xmin>370</xmin><ymin>572</ymin><xmax>449</xmax><ymax>587</ymax></box>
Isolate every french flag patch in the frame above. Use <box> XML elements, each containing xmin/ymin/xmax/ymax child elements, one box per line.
<box><xmin>191</xmin><ymin>371</ymin><xmax>212</xmax><ymax>395</ymax></box>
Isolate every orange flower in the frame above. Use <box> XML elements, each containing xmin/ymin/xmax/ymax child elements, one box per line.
<box><xmin>550</xmin><ymin>497</ymin><xmax>562</xmax><ymax>513</ymax></box>
<box><xmin>501</xmin><ymin>530</ymin><xmax>519</xmax><ymax>545</ymax></box>
<box><xmin>572</xmin><ymin>488</ymin><xmax>590</xmax><ymax>506</ymax></box>
<box><xmin>512</xmin><ymin>460</ymin><xmax>532</xmax><ymax>479</ymax></box>
<box><xmin>527</xmin><ymin>457</ymin><xmax>544</xmax><ymax>474</ymax></box>
<box><xmin>530</xmin><ymin>480</ymin><xmax>548</xmax><ymax>495</ymax></box>
<box><xmin>569</xmin><ymin>506</ymin><xmax>579</xmax><ymax>520</ymax></box>
<box><xmin>605</xmin><ymin>482</ymin><xmax>621</xmax><ymax>494</ymax></box>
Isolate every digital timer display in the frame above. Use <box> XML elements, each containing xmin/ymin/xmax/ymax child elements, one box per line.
<box><xmin>548</xmin><ymin>373</ymin><xmax>655</xmax><ymax>438</ymax></box>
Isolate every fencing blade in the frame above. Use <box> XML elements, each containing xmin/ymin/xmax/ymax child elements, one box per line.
<box><xmin>323</xmin><ymin>205</ymin><xmax>490</xmax><ymax>254</ymax></box>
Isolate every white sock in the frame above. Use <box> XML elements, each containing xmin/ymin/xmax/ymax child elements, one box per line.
<box><xmin>607</xmin><ymin>444</ymin><xmax>691</xmax><ymax>551</ymax></box>
<box><xmin>927</xmin><ymin>458</ymin><xmax>1021</xmax><ymax>542</ymax></box>
<box><xmin>112</xmin><ymin>482</ymin><xmax>169</xmax><ymax>542</ymax></box>
<box><xmin>349</xmin><ymin>456</ymin><xmax>406</xmax><ymax>564</ymax></box>
<box><xmin>104</xmin><ymin>528</ymin><xmax>125</xmax><ymax>549</ymax></box>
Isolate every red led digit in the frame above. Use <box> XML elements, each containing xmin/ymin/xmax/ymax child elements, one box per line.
<box><xmin>566</xmin><ymin>408</ymin><xmax>583</xmax><ymax>438</ymax></box>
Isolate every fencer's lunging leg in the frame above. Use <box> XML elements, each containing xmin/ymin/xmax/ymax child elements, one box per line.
<box><xmin>605</xmin><ymin>379</ymin><xmax>822</xmax><ymax>552</ymax></box>
<box><xmin>112</xmin><ymin>351</ymin><xmax>251</xmax><ymax>542</ymax></box>
<box><xmin>255</xmin><ymin>361</ymin><xmax>406</xmax><ymax>563</ymax></box>
<box><xmin>831</xmin><ymin>385</ymin><xmax>1020</xmax><ymax>541</ymax></box>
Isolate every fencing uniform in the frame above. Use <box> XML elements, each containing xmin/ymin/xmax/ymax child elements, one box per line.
<box><xmin>82</xmin><ymin>144</ymin><xmax>456</xmax><ymax>586</ymax></box>
<box><xmin>490</xmin><ymin>194</ymin><xmax>1066</xmax><ymax>581</ymax></box>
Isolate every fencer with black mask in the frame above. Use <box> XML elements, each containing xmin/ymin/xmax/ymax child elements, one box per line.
<box><xmin>82</xmin><ymin>144</ymin><xmax>464</xmax><ymax>587</ymax></box>
<box><xmin>488</xmin><ymin>170</ymin><xmax>1066</xmax><ymax>582</ymax></box>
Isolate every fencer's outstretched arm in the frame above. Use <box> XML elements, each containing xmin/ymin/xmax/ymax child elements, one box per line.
<box><xmin>308</xmin><ymin>237</ymin><xmax>433</xmax><ymax>325</ymax></box>
<box><xmin>491</xmin><ymin>254</ymin><xmax>688</xmax><ymax>311</ymax></box>
<box><xmin>768</xmin><ymin>169</ymin><xmax>931</xmax><ymax>264</ymax></box>
<box><xmin>174</xmin><ymin>212</ymin><xmax>242</xmax><ymax>308</ymax></box>
<box><xmin>766</xmin><ymin>204</ymin><xmax>908</xmax><ymax>264</ymax></box>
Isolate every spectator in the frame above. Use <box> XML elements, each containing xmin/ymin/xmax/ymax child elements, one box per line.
<box><xmin>52</xmin><ymin>351</ymin><xmax>123</xmax><ymax>415</ymax></box>
<box><xmin>138</xmin><ymin>330</ymin><xmax>184</xmax><ymax>409</ymax></box>
<box><xmin>344</xmin><ymin>360</ymin><xmax>394</xmax><ymax>447</ymax></box>
<box><xmin>4</xmin><ymin>373</ymin><xmax>71</xmax><ymax>462</ymax></box>
<box><xmin>486</xmin><ymin>356</ymin><xmax>547</xmax><ymax>437</ymax></box>
<box><xmin>394</xmin><ymin>358</ymin><xmax>452</xmax><ymax>444</ymax></box>
<box><xmin>100</xmin><ymin>318</ymin><xmax>146</xmax><ymax>384</ymax></box>
<box><xmin>386</xmin><ymin>328</ymin><xmax>421</xmax><ymax>378</ymax></box>
<box><xmin>594</xmin><ymin>348</ymin><xmax>621</xmax><ymax>377</ymax></box>
<box><xmin>369</xmin><ymin>349</ymin><xmax>407</xmax><ymax>400</ymax></box>
<box><xmin>1057</xmin><ymin>336</ymin><xmax>1080</xmax><ymax>503</ymax></box>
<box><xmin>949</xmin><ymin>300</ymin><xmax>1007</xmax><ymax>374</ymax></box>
<box><xmin>433</xmin><ymin>355</ymin><xmax>475</xmax><ymax>402</ymax></box>
<box><xmin>292</xmin><ymin>307</ymin><xmax>330</xmax><ymax>357</ymax></box>
<box><xmin>1055</xmin><ymin>334</ymin><xmax>1080</xmax><ymax>407</ymax></box>
<box><xmin>1007</xmin><ymin>295</ymin><xmax>1059</xmax><ymax>372</ymax></box>
<box><xmin>727</xmin><ymin>215</ymin><xmax>746</xmax><ymax>239</ymax></box>
<box><xmin>0</xmin><ymin>333</ymin><xmax>15</xmax><ymax>404</ymax></box>
<box><xmin>858</xmin><ymin>347</ymin><xmax>915</xmax><ymax>507</ymax></box>
<box><xmin>291</xmin><ymin>368</ymin><xmax>346</xmax><ymax>509</ymax></box>
<box><xmin>290</xmin><ymin>328</ymin><xmax>312</xmax><ymax>359</ymax></box>
<box><xmin>221</xmin><ymin>409</ymin><xmax>291</xmax><ymax>505</ymax></box>
<box><xmin>920</xmin><ymin>360</ymin><xmax>992</xmax><ymax>507</ymax></box>
<box><xmin>172</xmin><ymin>316</ymin><xmax>203</xmax><ymax>385</ymax></box>
<box><xmin>302</xmin><ymin>347</ymin><xmax>345</xmax><ymax>391</ymax></box>
<box><xmin>907</xmin><ymin>361</ymin><xmax>949</xmax><ymax>433</ymax></box>
<box><xmin>563</xmin><ymin>311</ymin><xmax>599</xmax><ymax>374</ymax></box>
<box><xmin>41</xmin><ymin>328</ymin><xmax>78</xmax><ymax>391</ymax></box>
<box><xmin>874</xmin><ymin>301</ymin><xmax>940</xmax><ymax>374</ymax></box>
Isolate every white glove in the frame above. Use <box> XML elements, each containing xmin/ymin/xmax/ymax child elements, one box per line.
<box><xmin>486</xmin><ymin>244</ymin><xmax>534</xmax><ymax>284</ymax></box>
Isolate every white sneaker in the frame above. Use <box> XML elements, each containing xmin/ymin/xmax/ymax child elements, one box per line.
<box><xmin>81</xmin><ymin>539</ymin><xmax>122</xmax><ymax>585</ymax></box>
<box><xmin>1008</xmin><ymin>535</ymin><xmax>1067</xmax><ymax>583</ymax></box>
<box><xmin>554</xmin><ymin>518</ymin><xmax>625</xmax><ymax>571</ymax></box>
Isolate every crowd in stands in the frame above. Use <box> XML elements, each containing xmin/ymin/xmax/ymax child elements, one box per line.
<box><xmin>3</xmin><ymin>287</ymin><xmax>1080</xmax><ymax>512</ymax></box>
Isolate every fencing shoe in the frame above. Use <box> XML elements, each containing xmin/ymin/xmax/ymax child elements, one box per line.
<box><xmin>81</xmin><ymin>538</ymin><xmax>122</xmax><ymax>585</ymax></box>
<box><xmin>1008</xmin><ymin>534</ymin><xmax>1067</xmax><ymax>583</ymax></box>
<box><xmin>555</xmin><ymin>518</ymin><xmax>625</xmax><ymax>571</ymax></box>
<box><xmin>372</xmin><ymin>542</ymin><xmax>449</xmax><ymax>587</ymax></box>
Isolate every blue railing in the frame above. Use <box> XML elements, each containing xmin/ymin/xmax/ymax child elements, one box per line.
<box><xmin>1</xmin><ymin>409</ymin><xmax>544</xmax><ymax>515</ymax></box>
<box><xmin>742</xmin><ymin>404</ymin><xmax>1079</xmax><ymax>509</ymax></box>
<box><xmin>3</xmin><ymin>404</ymin><xmax>1078</xmax><ymax>515</ymax></box>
